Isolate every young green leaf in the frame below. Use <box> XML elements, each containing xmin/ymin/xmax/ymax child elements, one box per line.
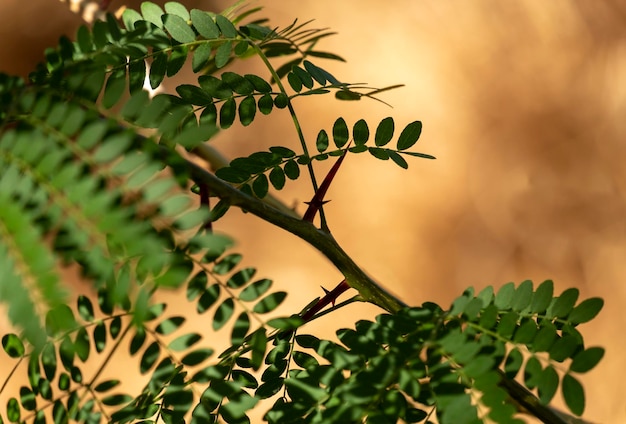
<box><xmin>494</xmin><ymin>282</ymin><xmax>516</xmax><ymax>309</ymax></box>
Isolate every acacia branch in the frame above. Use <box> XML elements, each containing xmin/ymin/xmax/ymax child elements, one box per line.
<box><xmin>183</xmin><ymin>157</ymin><xmax>581</xmax><ymax>424</ymax></box>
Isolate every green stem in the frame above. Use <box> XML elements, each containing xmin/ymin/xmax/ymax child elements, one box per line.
<box><xmin>251</xmin><ymin>43</ymin><xmax>329</xmax><ymax>231</ymax></box>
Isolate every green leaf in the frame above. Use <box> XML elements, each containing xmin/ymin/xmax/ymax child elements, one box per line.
<box><xmin>94</xmin><ymin>379</ymin><xmax>120</xmax><ymax>393</ymax></box>
<box><xmin>231</xmin><ymin>312</ymin><xmax>250</xmax><ymax>344</ymax></box>
<box><xmin>140</xmin><ymin>341</ymin><xmax>161</xmax><ymax>374</ymax></box>
<box><xmin>169</xmin><ymin>333</ymin><xmax>202</xmax><ymax>352</ymax></box>
<box><xmin>164</xmin><ymin>2</ymin><xmax>190</xmax><ymax>20</ymax></box>
<box><xmin>549</xmin><ymin>335</ymin><xmax>580</xmax><ymax>362</ymax></box>
<box><xmin>212</xmin><ymin>298</ymin><xmax>235</xmax><ymax>331</ymax></box>
<box><xmin>397</xmin><ymin>121</ymin><xmax>422</xmax><ymax>150</ymax></box>
<box><xmin>94</xmin><ymin>322</ymin><xmax>107</xmax><ymax>353</ymax></box>
<box><xmin>389</xmin><ymin>150</ymin><xmax>408</xmax><ymax>169</ymax></box>
<box><xmin>163</xmin><ymin>14</ymin><xmax>196</xmax><ymax>43</ymax></box>
<box><xmin>215</xmin><ymin>41</ymin><xmax>232</xmax><ymax>68</ymax></box>
<box><xmin>538</xmin><ymin>365</ymin><xmax>559</xmax><ymax>405</ymax></box>
<box><xmin>191</xmin><ymin>9</ymin><xmax>219</xmax><ymax>38</ymax></box>
<box><xmin>258</xmin><ymin>93</ymin><xmax>274</xmax><ymax>115</ymax></box>
<box><xmin>531</xmin><ymin>323</ymin><xmax>557</xmax><ymax>352</ymax></box>
<box><xmin>245</xmin><ymin>74</ymin><xmax>272</xmax><ymax>93</ymax></box>
<box><xmin>199</xmin><ymin>75</ymin><xmax>232</xmax><ymax>99</ymax></box>
<box><xmin>45</xmin><ymin>305</ymin><xmax>76</xmax><ymax>336</ymax></box>
<box><xmin>302</xmin><ymin>60</ymin><xmax>327</xmax><ymax>85</ymax></box>
<box><xmin>253</xmin><ymin>292</ymin><xmax>287</xmax><ymax>314</ymax></box>
<box><xmin>567</xmin><ymin>298</ymin><xmax>603</xmax><ymax>324</ymax></box>
<box><xmin>368</xmin><ymin>147</ymin><xmax>389</xmax><ymax>160</ymax></box>
<box><xmin>155</xmin><ymin>316</ymin><xmax>185</xmax><ymax>335</ymax></box>
<box><xmin>352</xmin><ymin>119</ymin><xmax>369</xmax><ymax>145</ymax></box>
<box><xmin>332</xmin><ymin>117</ymin><xmax>349</xmax><ymax>148</ymax></box>
<box><xmin>239</xmin><ymin>279</ymin><xmax>273</xmax><ymax>302</ymax></box>
<box><xmin>222</xmin><ymin>72</ymin><xmax>254</xmax><ymax>95</ymax></box>
<box><xmin>513</xmin><ymin>280</ymin><xmax>533</xmax><ymax>311</ymax></box>
<box><xmin>2</xmin><ymin>334</ymin><xmax>24</xmax><ymax>358</ymax></box>
<box><xmin>74</xmin><ymin>327</ymin><xmax>90</xmax><ymax>362</ymax></box>
<box><xmin>129</xmin><ymin>328</ymin><xmax>146</xmax><ymax>355</ymax></box>
<box><xmin>530</xmin><ymin>280</ymin><xmax>554</xmax><ymax>313</ymax></box>
<box><xmin>274</xmin><ymin>93</ymin><xmax>289</xmax><ymax>108</ymax></box>
<box><xmin>102</xmin><ymin>70</ymin><xmax>126</xmax><ymax>109</ymax></box>
<box><xmin>569</xmin><ymin>347</ymin><xmax>604</xmax><ymax>373</ymax></box>
<box><xmin>549</xmin><ymin>288</ymin><xmax>579</xmax><ymax>318</ymax></box>
<box><xmin>287</xmin><ymin>72</ymin><xmax>303</xmax><ymax>92</ymax></box>
<box><xmin>293</xmin><ymin>66</ymin><xmax>314</xmax><ymax>89</ymax></box>
<box><xmin>76</xmin><ymin>296</ymin><xmax>94</xmax><ymax>322</ymax></box>
<box><xmin>192</xmin><ymin>43</ymin><xmax>212</xmax><ymax>73</ymax></box>
<box><xmin>215</xmin><ymin>14</ymin><xmax>237</xmax><ymax>38</ymax></box>
<box><xmin>494</xmin><ymin>282</ymin><xmax>515</xmax><ymax>309</ymax></box>
<box><xmin>182</xmin><ymin>348</ymin><xmax>214</xmax><ymax>366</ymax></box>
<box><xmin>238</xmin><ymin>95</ymin><xmax>256</xmax><ymax>126</ymax></box>
<box><xmin>167</xmin><ymin>46</ymin><xmax>188</xmax><ymax>77</ymax></box>
<box><xmin>513</xmin><ymin>319</ymin><xmax>537</xmax><ymax>344</ymax></box>
<box><xmin>219</xmin><ymin>98</ymin><xmax>236</xmax><ymax>128</ymax></box>
<box><xmin>7</xmin><ymin>397</ymin><xmax>20</xmax><ymax>422</ymax></box>
<box><xmin>227</xmin><ymin>267</ymin><xmax>256</xmax><ymax>289</ymax></box>
<box><xmin>176</xmin><ymin>84</ymin><xmax>213</xmax><ymax>105</ymax></box>
<box><xmin>523</xmin><ymin>356</ymin><xmax>542</xmax><ymax>389</ymax></box>
<box><xmin>141</xmin><ymin>2</ymin><xmax>164</xmax><ymax>28</ymax></box>
<box><xmin>316</xmin><ymin>129</ymin><xmax>329</xmax><ymax>152</ymax></box>
<box><xmin>562</xmin><ymin>374</ymin><xmax>585</xmax><ymax>416</ymax></box>
<box><xmin>252</xmin><ymin>174</ymin><xmax>269</xmax><ymax>198</ymax></box>
<box><xmin>41</xmin><ymin>343</ymin><xmax>57</xmax><ymax>381</ymax></box>
<box><xmin>122</xmin><ymin>8</ymin><xmax>142</xmax><ymax>30</ymax></box>
<box><xmin>269</xmin><ymin>166</ymin><xmax>286</xmax><ymax>190</ymax></box>
<box><xmin>374</xmin><ymin>117</ymin><xmax>395</xmax><ymax>147</ymax></box>
<box><xmin>284</xmin><ymin>160</ymin><xmax>300</xmax><ymax>180</ymax></box>
<box><xmin>214</xmin><ymin>253</ymin><xmax>242</xmax><ymax>274</ymax></box>
<box><xmin>197</xmin><ymin>284</ymin><xmax>221</xmax><ymax>314</ymax></box>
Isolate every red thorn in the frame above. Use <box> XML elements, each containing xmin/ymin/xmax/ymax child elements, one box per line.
<box><xmin>301</xmin><ymin>279</ymin><xmax>351</xmax><ymax>322</ymax></box>
<box><xmin>302</xmin><ymin>144</ymin><xmax>351</xmax><ymax>223</ymax></box>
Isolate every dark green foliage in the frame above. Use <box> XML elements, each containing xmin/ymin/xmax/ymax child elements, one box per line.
<box><xmin>0</xmin><ymin>2</ymin><xmax>603</xmax><ymax>424</ymax></box>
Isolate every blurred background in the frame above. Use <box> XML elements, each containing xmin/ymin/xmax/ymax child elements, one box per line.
<box><xmin>1</xmin><ymin>0</ymin><xmax>625</xmax><ymax>422</ymax></box>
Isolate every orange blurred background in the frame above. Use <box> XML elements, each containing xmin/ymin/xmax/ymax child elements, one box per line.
<box><xmin>1</xmin><ymin>1</ymin><xmax>625</xmax><ymax>422</ymax></box>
